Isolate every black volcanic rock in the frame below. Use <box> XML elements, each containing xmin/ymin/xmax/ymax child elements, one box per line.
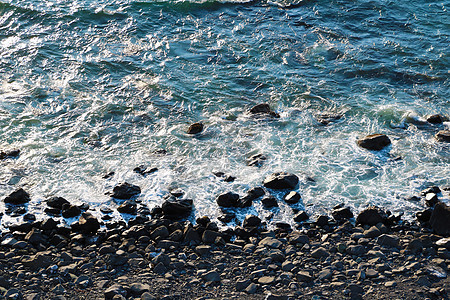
<box><xmin>187</xmin><ymin>122</ymin><xmax>204</xmax><ymax>134</ymax></box>
<box><xmin>249</xmin><ymin>103</ymin><xmax>280</xmax><ymax>118</ymax></box>
<box><xmin>216</xmin><ymin>192</ymin><xmax>239</xmax><ymax>208</ymax></box>
<box><xmin>117</xmin><ymin>200</ymin><xmax>138</xmax><ymax>215</ymax></box>
<box><xmin>62</xmin><ymin>204</ymin><xmax>81</xmax><ymax>218</ymax></box>
<box><xmin>435</xmin><ymin>130</ymin><xmax>450</xmax><ymax>142</ymax></box>
<box><xmin>46</xmin><ymin>196</ymin><xmax>70</xmax><ymax>210</ymax></box>
<box><xmin>263</xmin><ymin>172</ymin><xmax>299</xmax><ymax>190</ymax></box>
<box><xmin>284</xmin><ymin>191</ymin><xmax>301</xmax><ymax>204</ymax></box>
<box><xmin>0</xmin><ymin>149</ymin><xmax>20</xmax><ymax>159</ymax></box>
<box><xmin>356</xmin><ymin>206</ymin><xmax>387</xmax><ymax>226</ymax></box>
<box><xmin>261</xmin><ymin>196</ymin><xmax>278</xmax><ymax>208</ymax></box>
<box><xmin>332</xmin><ymin>206</ymin><xmax>354</xmax><ymax>221</ymax></box>
<box><xmin>162</xmin><ymin>199</ymin><xmax>193</xmax><ymax>219</ymax></box>
<box><xmin>111</xmin><ymin>182</ymin><xmax>141</xmax><ymax>199</ymax></box>
<box><xmin>4</xmin><ymin>188</ymin><xmax>30</xmax><ymax>205</ymax></box>
<box><xmin>430</xmin><ymin>202</ymin><xmax>450</xmax><ymax>236</ymax></box>
<box><xmin>357</xmin><ymin>134</ymin><xmax>391</xmax><ymax>150</ymax></box>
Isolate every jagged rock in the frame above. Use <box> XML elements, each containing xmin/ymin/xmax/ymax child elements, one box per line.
<box><xmin>134</xmin><ymin>166</ymin><xmax>158</xmax><ymax>176</ymax></box>
<box><xmin>216</xmin><ymin>192</ymin><xmax>239</xmax><ymax>208</ymax></box>
<box><xmin>377</xmin><ymin>234</ymin><xmax>400</xmax><ymax>248</ymax></box>
<box><xmin>187</xmin><ymin>122</ymin><xmax>204</xmax><ymax>134</ymax></box>
<box><xmin>316</xmin><ymin>113</ymin><xmax>343</xmax><ymax>125</ymax></box>
<box><xmin>427</xmin><ymin>114</ymin><xmax>445</xmax><ymax>124</ymax></box>
<box><xmin>425</xmin><ymin>193</ymin><xmax>439</xmax><ymax>207</ymax></box>
<box><xmin>46</xmin><ymin>196</ymin><xmax>70</xmax><ymax>210</ymax></box>
<box><xmin>357</xmin><ymin>134</ymin><xmax>391</xmax><ymax>150</ymax></box>
<box><xmin>111</xmin><ymin>182</ymin><xmax>141</xmax><ymax>199</ymax></box>
<box><xmin>238</xmin><ymin>187</ymin><xmax>265</xmax><ymax>207</ymax></box>
<box><xmin>161</xmin><ymin>199</ymin><xmax>193</xmax><ymax>219</ymax></box>
<box><xmin>248</xmin><ymin>103</ymin><xmax>280</xmax><ymax>118</ymax></box>
<box><xmin>117</xmin><ymin>200</ymin><xmax>137</xmax><ymax>214</ymax></box>
<box><xmin>73</xmin><ymin>213</ymin><xmax>100</xmax><ymax>234</ymax></box>
<box><xmin>430</xmin><ymin>202</ymin><xmax>450</xmax><ymax>236</ymax></box>
<box><xmin>332</xmin><ymin>206</ymin><xmax>354</xmax><ymax>221</ymax></box>
<box><xmin>293</xmin><ymin>211</ymin><xmax>309</xmax><ymax>222</ymax></box>
<box><xmin>284</xmin><ymin>191</ymin><xmax>301</xmax><ymax>204</ymax></box>
<box><xmin>4</xmin><ymin>188</ymin><xmax>30</xmax><ymax>205</ymax></box>
<box><xmin>263</xmin><ymin>172</ymin><xmax>299</xmax><ymax>190</ymax></box>
<box><xmin>356</xmin><ymin>206</ymin><xmax>386</xmax><ymax>226</ymax></box>
<box><xmin>22</xmin><ymin>251</ymin><xmax>53</xmax><ymax>271</ymax></box>
<box><xmin>435</xmin><ymin>130</ymin><xmax>450</xmax><ymax>142</ymax></box>
<box><xmin>416</xmin><ymin>209</ymin><xmax>432</xmax><ymax>223</ymax></box>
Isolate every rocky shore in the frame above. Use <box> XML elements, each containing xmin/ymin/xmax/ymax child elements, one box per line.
<box><xmin>1</xmin><ymin>182</ymin><xmax>449</xmax><ymax>300</ymax></box>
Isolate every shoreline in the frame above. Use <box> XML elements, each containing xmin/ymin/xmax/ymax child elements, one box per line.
<box><xmin>1</xmin><ymin>182</ymin><xmax>449</xmax><ymax>299</ymax></box>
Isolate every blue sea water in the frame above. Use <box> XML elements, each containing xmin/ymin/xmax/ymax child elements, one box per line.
<box><xmin>0</xmin><ymin>0</ymin><xmax>448</xmax><ymax>228</ymax></box>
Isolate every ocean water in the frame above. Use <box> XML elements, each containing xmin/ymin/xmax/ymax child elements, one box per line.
<box><xmin>0</xmin><ymin>0</ymin><xmax>448</xmax><ymax>229</ymax></box>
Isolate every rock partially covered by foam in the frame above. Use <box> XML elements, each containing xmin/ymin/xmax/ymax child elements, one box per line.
<box><xmin>4</xmin><ymin>189</ymin><xmax>30</xmax><ymax>205</ymax></box>
<box><xmin>357</xmin><ymin>134</ymin><xmax>391</xmax><ymax>151</ymax></box>
<box><xmin>187</xmin><ymin>122</ymin><xmax>204</xmax><ymax>134</ymax></box>
<box><xmin>111</xmin><ymin>182</ymin><xmax>141</xmax><ymax>200</ymax></box>
<box><xmin>248</xmin><ymin>103</ymin><xmax>280</xmax><ymax>118</ymax></box>
<box><xmin>435</xmin><ymin>130</ymin><xmax>450</xmax><ymax>142</ymax></box>
<box><xmin>263</xmin><ymin>172</ymin><xmax>299</xmax><ymax>190</ymax></box>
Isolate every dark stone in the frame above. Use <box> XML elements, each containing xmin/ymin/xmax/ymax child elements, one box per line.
<box><xmin>356</xmin><ymin>206</ymin><xmax>386</xmax><ymax>226</ymax></box>
<box><xmin>263</xmin><ymin>172</ymin><xmax>299</xmax><ymax>190</ymax></box>
<box><xmin>41</xmin><ymin>218</ymin><xmax>58</xmax><ymax>231</ymax></box>
<box><xmin>357</xmin><ymin>134</ymin><xmax>391</xmax><ymax>151</ymax></box>
<box><xmin>9</xmin><ymin>222</ymin><xmax>33</xmax><ymax>233</ymax></box>
<box><xmin>134</xmin><ymin>166</ymin><xmax>158</xmax><ymax>176</ymax></box>
<box><xmin>377</xmin><ymin>234</ymin><xmax>400</xmax><ymax>248</ymax></box>
<box><xmin>284</xmin><ymin>191</ymin><xmax>301</xmax><ymax>204</ymax></box>
<box><xmin>261</xmin><ymin>196</ymin><xmax>278</xmax><ymax>208</ymax></box>
<box><xmin>117</xmin><ymin>200</ymin><xmax>137</xmax><ymax>214</ymax></box>
<box><xmin>196</xmin><ymin>216</ymin><xmax>211</xmax><ymax>227</ymax></box>
<box><xmin>435</xmin><ymin>130</ymin><xmax>450</xmax><ymax>142</ymax></box>
<box><xmin>62</xmin><ymin>204</ymin><xmax>81</xmax><ymax>218</ymax></box>
<box><xmin>216</xmin><ymin>192</ymin><xmax>239</xmax><ymax>208</ymax></box>
<box><xmin>23</xmin><ymin>213</ymin><xmax>36</xmax><ymax>222</ymax></box>
<box><xmin>430</xmin><ymin>202</ymin><xmax>450</xmax><ymax>236</ymax></box>
<box><xmin>316</xmin><ymin>215</ymin><xmax>329</xmax><ymax>227</ymax></box>
<box><xmin>150</xmin><ymin>226</ymin><xmax>169</xmax><ymax>241</ymax></box>
<box><xmin>187</xmin><ymin>122</ymin><xmax>204</xmax><ymax>134</ymax></box>
<box><xmin>249</xmin><ymin>103</ymin><xmax>280</xmax><ymax>118</ymax></box>
<box><xmin>294</xmin><ymin>211</ymin><xmax>309</xmax><ymax>222</ymax></box>
<box><xmin>243</xmin><ymin>215</ymin><xmax>261</xmax><ymax>228</ymax></box>
<box><xmin>162</xmin><ymin>199</ymin><xmax>193</xmax><ymax>219</ymax></box>
<box><xmin>104</xmin><ymin>284</ymin><xmax>128</xmax><ymax>300</ymax></box>
<box><xmin>0</xmin><ymin>149</ymin><xmax>20</xmax><ymax>159</ymax></box>
<box><xmin>102</xmin><ymin>171</ymin><xmax>115</xmax><ymax>179</ymax></box>
<box><xmin>202</xmin><ymin>230</ymin><xmax>221</xmax><ymax>244</ymax></box>
<box><xmin>238</xmin><ymin>187</ymin><xmax>265</xmax><ymax>207</ymax></box>
<box><xmin>247</xmin><ymin>154</ymin><xmax>267</xmax><ymax>167</ymax></box>
<box><xmin>73</xmin><ymin>213</ymin><xmax>100</xmax><ymax>234</ymax></box>
<box><xmin>425</xmin><ymin>193</ymin><xmax>439</xmax><ymax>207</ymax></box>
<box><xmin>416</xmin><ymin>209</ymin><xmax>432</xmax><ymax>223</ymax></box>
<box><xmin>4</xmin><ymin>188</ymin><xmax>30</xmax><ymax>205</ymax></box>
<box><xmin>46</xmin><ymin>197</ymin><xmax>70</xmax><ymax>210</ymax></box>
<box><xmin>421</xmin><ymin>186</ymin><xmax>441</xmax><ymax>196</ymax></box>
<box><xmin>427</xmin><ymin>114</ymin><xmax>445</xmax><ymax>124</ymax></box>
<box><xmin>332</xmin><ymin>206</ymin><xmax>354</xmax><ymax>221</ymax></box>
<box><xmin>111</xmin><ymin>182</ymin><xmax>141</xmax><ymax>200</ymax></box>
<box><xmin>218</xmin><ymin>212</ymin><xmax>236</xmax><ymax>223</ymax></box>
<box><xmin>316</xmin><ymin>113</ymin><xmax>343</xmax><ymax>125</ymax></box>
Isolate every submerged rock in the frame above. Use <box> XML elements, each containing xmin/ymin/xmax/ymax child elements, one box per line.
<box><xmin>248</xmin><ymin>103</ymin><xmax>280</xmax><ymax>118</ymax></box>
<box><xmin>247</xmin><ymin>154</ymin><xmax>267</xmax><ymax>167</ymax></box>
<box><xmin>263</xmin><ymin>172</ymin><xmax>299</xmax><ymax>190</ymax></box>
<box><xmin>435</xmin><ymin>130</ymin><xmax>450</xmax><ymax>142</ymax></box>
<box><xmin>357</xmin><ymin>134</ymin><xmax>391</xmax><ymax>150</ymax></box>
<box><xmin>427</xmin><ymin>114</ymin><xmax>446</xmax><ymax>124</ymax></box>
<box><xmin>4</xmin><ymin>188</ymin><xmax>30</xmax><ymax>205</ymax></box>
<box><xmin>111</xmin><ymin>182</ymin><xmax>141</xmax><ymax>199</ymax></box>
<box><xmin>316</xmin><ymin>113</ymin><xmax>343</xmax><ymax>125</ymax></box>
<box><xmin>187</xmin><ymin>122</ymin><xmax>204</xmax><ymax>134</ymax></box>
<box><xmin>0</xmin><ymin>149</ymin><xmax>20</xmax><ymax>159</ymax></box>
<box><xmin>430</xmin><ymin>202</ymin><xmax>450</xmax><ymax>236</ymax></box>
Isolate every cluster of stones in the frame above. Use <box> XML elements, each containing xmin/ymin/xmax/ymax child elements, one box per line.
<box><xmin>0</xmin><ymin>182</ymin><xmax>449</xmax><ymax>299</ymax></box>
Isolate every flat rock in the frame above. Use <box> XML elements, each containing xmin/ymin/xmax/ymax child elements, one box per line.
<box><xmin>357</xmin><ymin>134</ymin><xmax>391</xmax><ymax>150</ymax></box>
<box><xmin>258</xmin><ymin>276</ymin><xmax>275</xmax><ymax>285</ymax></box>
<box><xmin>202</xmin><ymin>271</ymin><xmax>221</xmax><ymax>282</ymax></box>
<box><xmin>4</xmin><ymin>188</ymin><xmax>30</xmax><ymax>205</ymax></box>
<box><xmin>263</xmin><ymin>172</ymin><xmax>299</xmax><ymax>190</ymax></box>
<box><xmin>111</xmin><ymin>182</ymin><xmax>141</xmax><ymax>199</ymax></box>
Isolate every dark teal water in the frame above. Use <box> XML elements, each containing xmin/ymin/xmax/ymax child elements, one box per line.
<box><xmin>0</xmin><ymin>0</ymin><xmax>449</xmax><ymax>227</ymax></box>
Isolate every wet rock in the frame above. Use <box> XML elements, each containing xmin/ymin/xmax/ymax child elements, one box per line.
<box><xmin>187</xmin><ymin>122</ymin><xmax>204</xmax><ymax>134</ymax></box>
<box><xmin>429</xmin><ymin>202</ymin><xmax>450</xmax><ymax>236</ymax></box>
<box><xmin>421</xmin><ymin>186</ymin><xmax>441</xmax><ymax>196</ymax></box>
<box><xmin>161</xmin><ymin>199</ymin><xmax>193</xmax><ymax>219</ymax></box>
<box><xmin>4</xmin><ymin>188</ymin><xmax>30</xmax><ymax>205</ymax></box>
<box><xmin>416</xmin><ymin>209</ymin><xmax>432</xmax><ymax>223</ymax></box>
<box><xmin>247</xmin><ymin>154</ymin><xmax>267</xmax><ymax>167</ymax></box>
<box><xmin>111</xmin><ymin>182</ymin><xmax>141</xmax><ymax>200</ymax></box>
<box><xmin>435</xmin><ymin>130</ymin><xmax>450</xmax><ymax>142</ymax></box>
<box><xmin>117</xmin><ymin>200</ymin><xmax>137</xmax><ymax>215</ymax></box>
<box><xmin>202</xmin><ymin>230</ymin><xmax>221</xmax><ymax>244</ymax></box>
<box><xmin>62</xmin><ymin>204</ymin><xmax>81</xmax><ymax>218</ymax></box>
<box><xmin>216</xmin><ymin>192</ymin><xmax>239</xmax><ymax>208</ymax></box>
<box><xmin>243</xmin><ymin>215</ymin><xmax>261</xmax><ymax>228</ymax></box>
<box><xmin>202</xmin><ymin>271</ymin><xmax>221</xmax><ymax>282</ymax></box>
<box><xmin>261</xmin><ymin>195</ymin><xmax>278</xmax><ymax>208</ymax></box>
<box><xmin>239</xmin><ymin>187</ymin><xmax>265</xmax><ymax>207</ymax></box>
<box><xmin>425</xmin><ymin>193</ymin><xmax>439</xmax><ymax>207</ymax></box>
<box><xmin>0</xmin><ymin>149</ymin><xmax>20</xmax><ymax>159</ymax></box>
<box><xmin>133</xmin><ymin>166</ymin><xmax>158</xmax><ymax>176</ymax></box>
<box><xmin>332</xmin><ymin>205</ymin><xmax>354</xmax><ymax>221</ymax></box>
<box><xmin>357</xmin><ymin>134</ymin><xmax>391</xmax><ymax>151</ymax></box>
<box><xmin>46</xmin><ymin>196</ymin><xmax>70</xmax><ymax>210</ymax></box>
<box><xmin>150</xmin><ymin>226</ymin><xmax>169</xmax><ymax>240</ymax></box>
<box><xmin>356</xmin><ymin>206</ymin><xmax>386</xmax><ymax>226</ymax></box>
<box><xmin>316</xmin><ymin>113</ymin><xmax>343</xmax><ymax>125</ymax></box>
<box><xmin>284</xmin><ymin>191</ymin><xmax>301</xmax><ymax>204</ymax></box>
<box><xmin>293</xmin><ymin>211</ymin><xmax>309</xmax><ymax>222</ymax></box>
<box><xmin>315</xmin><ymin>215</ymin><xmax>329</xmax><ymax>227</ymax></box>
<box><xmin>41</xmin><ymin>218</ymin><xmax>58</xmax><ymax>232</ymax></box>
<box><xmin>427</xmin><ymin>114</ymin><xmax>445</xmax><ymax>124</ymax></box>
<box><xmin>9</xmin><ymin>222</ymin><xmax>33</xmax><ymax>233</ymax></box>
<box><xmin>263</xmin><ymin>172</ymin><xmax>299</xmax><ymax>190</ymax></box>
<box><xmin>249</xmin><ymin>103</ymin><xmax>280</xmax><ymax>118</ymax></box>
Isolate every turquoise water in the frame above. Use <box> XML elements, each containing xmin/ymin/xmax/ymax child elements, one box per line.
<box><xmin>0</xmin><ymin>0</ymin><xmax>449</xmax><ymax>228</ymax></box>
